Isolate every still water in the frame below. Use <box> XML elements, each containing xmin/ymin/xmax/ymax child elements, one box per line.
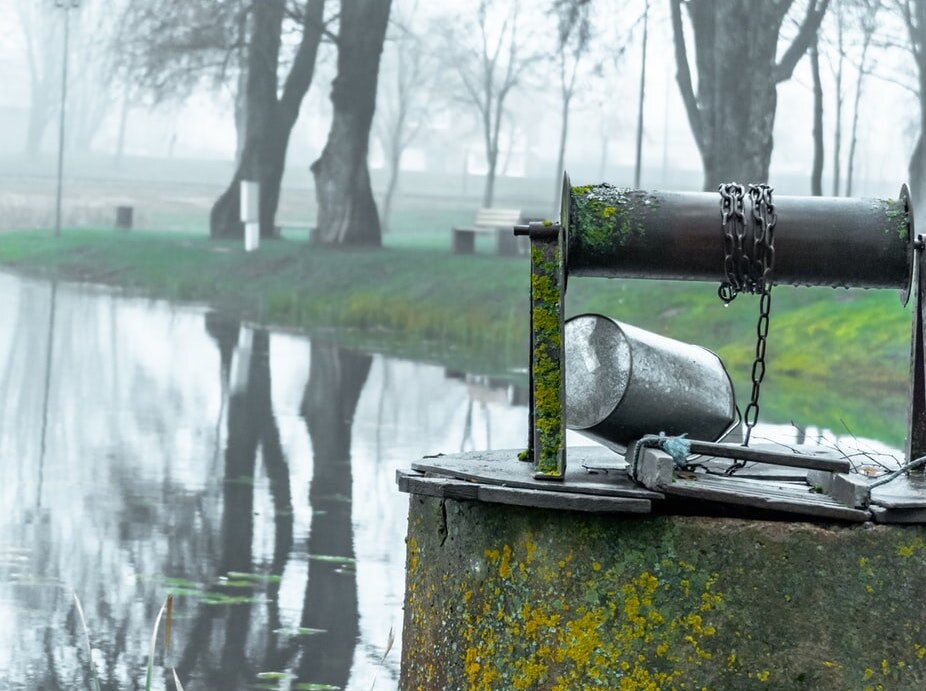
<box><xmin>0</xmin><ymin>272</ymin><xmax>529</xmax><ymax>690</ymax></box>
<box><xmin>0</xmin><ymin>272</ymin><xmax>903</xmax><ymax>690</ymax></box>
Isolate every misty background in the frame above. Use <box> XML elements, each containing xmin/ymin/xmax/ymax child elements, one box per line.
<box><xmin>0</xmin><ymin>0</ymin><xmax>922</xmax><ymax>236</ymax></box>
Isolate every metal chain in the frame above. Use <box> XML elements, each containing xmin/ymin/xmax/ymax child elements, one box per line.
<box><xmin>718</xmin><ymin>183</ymin><xmax>746</xmax><ymax>303</ymax></box>
<box><xmin>718</xmin><ymin>183</ymin><xmax>777</xmax><ymax>452</ymax></box>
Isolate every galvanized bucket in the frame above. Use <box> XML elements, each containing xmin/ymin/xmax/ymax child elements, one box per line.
<box><xmin>564</xmin><ymin>314</ymin><xmax>736</xmax><ymax>452</ymax></box>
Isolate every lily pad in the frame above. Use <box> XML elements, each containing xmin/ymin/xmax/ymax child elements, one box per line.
<box><xmin>308</xmin><ymin>555</ymin><xmax>356</xmax><ymax>566</ymax></box>
<box><xmin>272</xmin><ymin>627</ymin><xmax>327</xmax><ymax>637</ymax></box>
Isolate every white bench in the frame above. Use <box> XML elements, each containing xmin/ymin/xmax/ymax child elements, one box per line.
<box><xmin>452</xmin><ymin>208</ymin><xmax>523</xmax><ymax>255</ymax></box>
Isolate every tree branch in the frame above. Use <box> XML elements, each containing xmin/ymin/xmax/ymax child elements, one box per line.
<box><xmin>774</xmin><ymin>0</ymin><xmax>831</xmax><ymax>83</ymax></box>
<box><xmin>279</xmin><ymin>0</ymin><xmax>325</xmax><ymax>120</ymax></box>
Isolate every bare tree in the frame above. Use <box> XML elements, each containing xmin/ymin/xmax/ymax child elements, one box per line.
<box><xmin>15</xmin><ymin>3</ymin><xmax>61</xmax><ymax>156</ymax></box>
<box><xmin>845</xmin><ymin>0</ymin><xmax>880</xmax><ymax>196</ymax></box>
<box><xmin>669</xmin><ymin>0</ymin><xmax>830</xmax><ymax>189</ymax></box>
<box><xmin>375</xmin><ymin>2</ymin><xmax>434</xmax><ymax>233</ymax></box>
<box><xmin>551</xmin><ymin>0</ymin><xmax>592</xmax><ymax>204</ymax></box>
<box><xmin>16</xmin><ymin>1</ymin><xmax>119</xmax><ymax>156</ymax></box>
<box><xmin>118</xmin><ymin>0</ymin><xmax>252</xmax><ymax>158</ymax></box>
<box><xmin>446</xmin><ymin>0</ymin><xmax>538</xmax><ymax>207</ymax></box>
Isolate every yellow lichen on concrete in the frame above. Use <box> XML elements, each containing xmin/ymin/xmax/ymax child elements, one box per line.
<box><xmin>401</xmin><ymin>499</ymin><xmax>926</xmax><ymax>690</ymax></box>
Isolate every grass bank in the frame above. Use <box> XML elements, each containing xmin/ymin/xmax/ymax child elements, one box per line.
<box><xmin>0</xmin><ymin>228</ymin><xmax>911</xmax><ymax>443</ymax></box>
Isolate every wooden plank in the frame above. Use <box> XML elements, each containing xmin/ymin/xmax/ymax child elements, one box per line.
<box><xmin>870</xmin><ymin>505</ymin><xmax>926</xmax><ymax>524</ymax></box>
<box><xmin>397</xmin><ymin>472</ymin><xmax>480</xmax><ymax>501</ymax></box>
<box><xmin>663</xmin><ymin>475</ymin><xmax>870</xmax><ymax>522</ymax></box>
<box><xmin>870</xmin><ymin>473</ymin><xmax>926</xmax><ymax>509</ymax></box>
<box><xmin>477</xmin><ymin>485</ymin><xmax>650</xmax><ymax>514</ymax></box>
<box><xmin>397</xmin><ymin>471</ymin><xmax>651</xmax><ymax>514</ymax></box>
<box><xmin>412</xmin><ymin>448</ymin><xmax>662</xmax><ymax>500</ymax></box>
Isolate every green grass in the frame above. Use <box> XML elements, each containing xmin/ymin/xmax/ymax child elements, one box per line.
<box><xmin>0</xmin><ymin>228</ymin><xmax>911</xmax><ymax>444</ymax></box>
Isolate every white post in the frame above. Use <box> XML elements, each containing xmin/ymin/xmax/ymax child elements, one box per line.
<box><xmin>240</xmin><ymin>180</ymin><xmax>260</xmax><ymax>252</ymax></box>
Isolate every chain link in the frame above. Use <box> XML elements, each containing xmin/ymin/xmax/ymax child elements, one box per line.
<box><xmin>718</xmin><ymin>183</ymin><xmax>777</xmax><ymax>452</ymax></box>
<box><xmin>718</xmin><ymin>183</ymin><xmax>746</xmax><ymax>303</ymax></box>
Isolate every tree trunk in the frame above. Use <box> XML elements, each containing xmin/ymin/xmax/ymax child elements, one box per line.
<box><xmin>907</xmin><ymin>1</ymin><xmax>926</xmax><ymax>207</ymax></box>
<box><xmin>311</xmin><ymin>0</ymin><xmax>392</xmax><ymax>245</ymax></box>
<box><xmin>234</xmin><ymin>59</ymin><xmax>248</xmax><ymax>167</ymax></box>
<box><xmin>380</xmin><ymin>143</ymin><xmax>401</xmax><ymax>233</ymax></box>
<box><xmin>845</xmin><ymin>34</ymin><xmax>872</xmax><ymax>198</ymax></box>
<box><xmin>554</xmin><ymin>96</ymin><xmax>570</xmax><ymax>209</ymax></box>
<box><xmin>634</xmin><ymin>0</ymin><xmax>649</xmax><ymax>189</ymax></box>
<box><xmin>810</xmin><ymin>42</ymin><xmax>824</xmax><ymax>196</ymax></box>
<box><xmin>114</xmin><ymin>88</ymin><xmax>130</xmax><ymax>167</ymax></box>
<box><xmin>211</xmin><ymin>0</ymin><xmax>325</xmax><ymax>240</ymax></box>
<box><xmin>832</xmin><ymin>12</ymin><xmax>844</xmax><ymax>196</ymax></box>
<box><xmin>210</xmin><ymin>0</ymin><xmax>284</xmax><ymax>239</ymax></box>
<box><xmin>483</xmin><ymin>147</ymin><xmax>498</xmax><ymax>207</ymax></box>
<box><xmin>671</xmin><ymin>0</ymin><xmax>827</xmax><ymax>190</ymax></box>
<box><xmin>24</xmin><ymin>86</ymin><xmax>50</xmax><ymax>156</ymax></box>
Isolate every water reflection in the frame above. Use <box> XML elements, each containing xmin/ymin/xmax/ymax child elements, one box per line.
<box><xmin>0</xmin><ymin>272</ymin><xmax>529</xmax><ymax>690</ymax></box>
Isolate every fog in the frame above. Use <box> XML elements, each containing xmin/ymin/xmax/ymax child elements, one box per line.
<box><xmin>0</xmin><ymin>0</ymin><xmax>921</xmax><ymax>234</ymax></box>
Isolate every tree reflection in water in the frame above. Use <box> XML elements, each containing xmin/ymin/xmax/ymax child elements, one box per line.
<box><xmin>178</xmin><ymin>320</ymin><xmax>368</xmax><ymax>688</ymax></box>
<box><xmin>299</xmin><ymin>343</ymin><xmax>371</xmax><ymax>687</ymax></box>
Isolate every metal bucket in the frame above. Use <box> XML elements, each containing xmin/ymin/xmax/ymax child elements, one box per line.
<box><xmin>565</xmin><ymin>314</ymin><xmax>736</xmax><ymax>452</ymax></box>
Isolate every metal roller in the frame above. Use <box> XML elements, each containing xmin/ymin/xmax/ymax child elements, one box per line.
<box><xmin>565</xmin><ymin>185</ymin><xmax>915</xmax><ymax>301</ymax></box>
<box><xmin>565</xmin><ymin>314</ymin><xmax>736</xmax><ymax>452</ymax></box>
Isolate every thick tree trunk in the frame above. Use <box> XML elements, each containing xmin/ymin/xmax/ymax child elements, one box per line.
<box><xmin>691</xmin><ymin>1</ymin><xmax>782</xmax><ymax>188</ymax></box>
<box><xmin>211</xmin><ymin>0</ymin><xmax>325</xmax><ymax>240</ymax></box>
<box><xmin>912</xmin><ymin>126</ymin><xmax>926</xmax><ymax>209</ymax></box>
<box><xmin>210</xmin><ymin>0</ymin><xmax>284</xmax><ymax>239</ymax></box>
<box><xmin>810</xmin><ymin>42</ymin><xmax>824</xmax><ymax>196</ymax></box>
<box><xmin>234</xmin><ymin>60</ymin><xmax>248</xmax><ymax>167</ymax></box>
<box><xmin>671</xmin><ymin>0</ymin><xmax>827</xmax><ymax>190</ymax></box>
<box><xmin>906</xmin><ymin>1</ymin><xmax>926</xmax><ymax>208</ymax></box>
<box><xmin>311</xmin><ymin>0</ymin><xmax>392</xmax><ymax>245</ymax></box>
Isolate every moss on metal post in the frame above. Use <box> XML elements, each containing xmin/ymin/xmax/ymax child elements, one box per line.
<box><xmin>402</xmin><ymin>495</ymin><xmax>926</xmax><ymax>691</ymax></box>
<box><xmin>530</xmin><ymin>234</ymin><xmax>565</xmax><ymax>479</ymax></box>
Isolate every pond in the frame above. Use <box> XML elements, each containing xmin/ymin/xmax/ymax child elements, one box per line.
<box><xmin>0</xmin><ymin>271</ymin><xmax>903</xmax><ymax>690</ymax></box>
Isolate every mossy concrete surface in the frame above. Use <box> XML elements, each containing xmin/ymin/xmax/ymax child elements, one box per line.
<box><xmin>402</xmin><ymin>495</ymin><xmax>926</xmax><ymax>690</ymax></box>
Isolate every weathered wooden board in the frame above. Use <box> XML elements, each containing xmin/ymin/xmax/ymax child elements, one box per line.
<box><xmin>870</xmin><ymin>473</ymin><xmax>926</xmax><ymax>509</ymax></box>
<box><xmin>632</xmin><ymin>448</ymin><xmax>870</xmax><ymax>522</ymax></box>
<box><xmin>869</xmin><ymin>505</ymin><xmax>926</xmax><ymax>524</ymax></box>
<box><xmin>397</xmin><ymin>471</ymin><xmax>652</xmax><ymax>514</ymax></box>
<box><xmin>412</xmin><ymin>448</ymin><xmax>662</xmax><ymax>500</ymax></box>
<box><xmin>664</xmin><ymin>474</ymin><xmax>870</xmax><ymax>522</ymax></box>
